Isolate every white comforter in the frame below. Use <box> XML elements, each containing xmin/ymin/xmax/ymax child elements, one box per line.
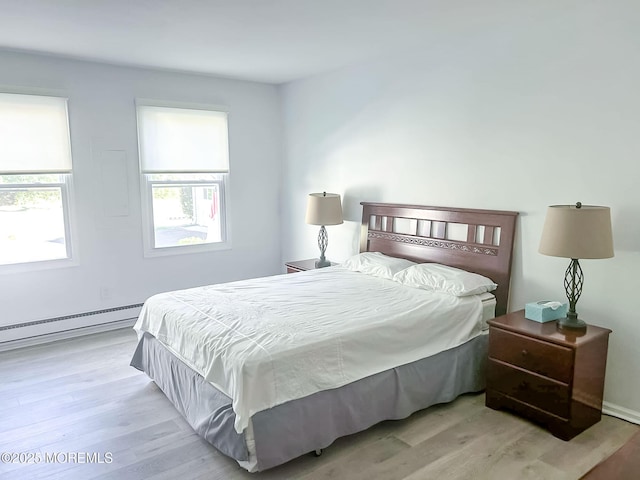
<box><xmin>134</xmin><ymin>266</ymin><xmax>485</xmax><ymax>433</ymax></box>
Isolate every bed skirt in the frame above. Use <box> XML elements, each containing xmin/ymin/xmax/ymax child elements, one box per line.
<box><xmin>131</xmin><ymin>332</ymin><xmax>488</xmax><ymax>472</ymax></box>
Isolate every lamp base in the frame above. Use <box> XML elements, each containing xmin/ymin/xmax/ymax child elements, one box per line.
<box><xmin>315</xmin><ymin>258</ymin><xmax>332</xmax><ymax>268</ymax></box>
<box><xmin>557</xmin><ymin>316</ymin><xmax>587</xmax><ymax>331</ymax></box>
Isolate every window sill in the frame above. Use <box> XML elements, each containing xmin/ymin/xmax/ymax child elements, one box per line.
<box><xmin>0</xmin><ymin>256</ymin><xmax>79</xmax><ymax>275</ymax></box>
<box><xmin>143</xmin><ymin>241</ymin><xmax>232</xmax><ymax>258</ymax></box>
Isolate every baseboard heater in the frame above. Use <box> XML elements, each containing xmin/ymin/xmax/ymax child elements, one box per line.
<box><xmin>0</xmin><ymin>303</ymin><xmax>144</xmax><ymax>351</ymax></box>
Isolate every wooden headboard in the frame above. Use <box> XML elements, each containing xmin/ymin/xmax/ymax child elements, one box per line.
<box><xmin>359</xmin><ymin>202</ymin><xmax>518</xmax><ymax>316</ymax></box>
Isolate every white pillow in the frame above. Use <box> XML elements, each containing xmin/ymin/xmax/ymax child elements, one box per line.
<box><xmin>342</xmin><ymin>252</ymin><xmax>416</xmax><ymax>280</ymax></box>
<box><xmin>393</xmin><ymin>263</ymin><xmax>497</xmax><ymax>297</ymax></box>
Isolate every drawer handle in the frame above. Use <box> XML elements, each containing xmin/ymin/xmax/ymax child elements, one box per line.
<box><xmin>521</xmin><ymin>349</ymin><xmax>528</xmax><ymax>357</ymax></box>
<box><xmin>518</xmin><ymin>381</ymin><xmax>529</xmax><ymax>390</ymax></box>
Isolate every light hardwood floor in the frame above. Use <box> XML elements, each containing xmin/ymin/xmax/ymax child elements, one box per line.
<box><xmin>0</xmin><ymin>328</ymin><xmax>637</xmax><ymax>480</ymax></box>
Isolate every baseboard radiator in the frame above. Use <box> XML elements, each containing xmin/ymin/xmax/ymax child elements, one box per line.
<box><xmin>0</xmin><ymin>304</ymin><xmax>143</xmax><ymax>352</ymax></box>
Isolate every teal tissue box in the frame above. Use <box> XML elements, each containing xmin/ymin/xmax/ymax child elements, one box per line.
<box><xmin>525</xmin><ymin>301</ymin><xmax>568</xmax><ymax>323</ymax></box>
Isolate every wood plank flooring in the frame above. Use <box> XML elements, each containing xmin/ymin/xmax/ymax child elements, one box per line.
<box><xmin>0</xmin><ymin>328</ymin><xmax>637</xmax><ymax>480</ymax></box>
<box><xmin>580</xmin><ymin>429</ymin><xmax>640</xmax><ymax>480</ymax></box>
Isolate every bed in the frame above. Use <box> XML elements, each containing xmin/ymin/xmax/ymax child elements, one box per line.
<box><xmin>131</xmin><ymin>202</ymin><xmax>518</xmax><ymax>472</ymax></box>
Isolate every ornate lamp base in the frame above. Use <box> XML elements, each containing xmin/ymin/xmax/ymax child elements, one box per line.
<box><xmin>315</xmin><ymin>258</ymin><xmax>332</xmax><ymax>268</ymax></box>
<box><xmin>557</xmin><ymin>315</ymin><xmax>587</xmax><ymax>330</ymax></box>
<box><xmin>315</xmin><ymin>225</ymin><xmax>331</xmax><ymax>268</ymax></box>
<box><xmin>558</xmin><ymin>258</ymin><xmax>587</xmax><ymax>331</ymax></box>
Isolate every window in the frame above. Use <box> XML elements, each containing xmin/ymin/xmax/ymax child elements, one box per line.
<box><xmin>0</xmin><ymin>93</ymin><xmax>74</xmax><ymax>267</ymax></box>
<box><xmin>136</xmin><ymin>103</ymin><xmax>230</xmax><ymax>255</ymax></box>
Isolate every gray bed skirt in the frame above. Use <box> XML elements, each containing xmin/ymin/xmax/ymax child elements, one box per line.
<box><xmin>131</xmin><ymin>332</ymin><xmax>488</xmax><ymax>471</ymax></box>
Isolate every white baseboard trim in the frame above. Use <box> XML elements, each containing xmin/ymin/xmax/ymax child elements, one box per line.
<box><xmin>603</xmin><ymin>401</ymin><xmax>640</xmax><ymax>425</ymax></box>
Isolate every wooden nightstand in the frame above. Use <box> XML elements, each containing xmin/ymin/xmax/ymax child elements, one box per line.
<box><xmin>285</xmin><ymin>259</ymin><xmax>337</xmax><ymax>273</ymax></box>
<box><xmin>486</xmin><ymin>309</ymin><xmax>611</xmax><ymax>440</ymax></box>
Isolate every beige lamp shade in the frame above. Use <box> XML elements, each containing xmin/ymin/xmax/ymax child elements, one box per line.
<box><xmin>539</xmin><ymin>204</ymin><xmax>614</xmax><ymax>259</ymax></box>
<box><xmin>305</xmin><ymin>192</ymin><xmax>343</xmax><ymax>226</ymax></box>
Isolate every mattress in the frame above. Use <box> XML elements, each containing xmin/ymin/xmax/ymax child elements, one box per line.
<box><xmin>134</xmin><ymin>266</ymin><xmax>493</xmax><ymax>433</ymax></box>
<box><xmin>478</xmin><ymin>291</ymin><xmax>497</xmax><ymax>330</ymax></box>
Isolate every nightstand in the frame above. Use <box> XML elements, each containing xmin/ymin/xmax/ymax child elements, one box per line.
<box><xmin>486</xmin><ymin>309</ymin><xmax>611</xmax><ymax>440</ymax></box>
<box><xmin>285</xmin><ymin>259</ymin><xmax>337</xmax><ymax>273</ymax></box>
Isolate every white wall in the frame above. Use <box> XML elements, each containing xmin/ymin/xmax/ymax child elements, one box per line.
<box><xmin>0</xmin><ymin>51</ymin><xmax>282</xmax><ymax>338</ymax></box>
<box><xmin>280</xmin><ymin>2</ymin><xmax>640</xmax><ymax>417</ymax></box>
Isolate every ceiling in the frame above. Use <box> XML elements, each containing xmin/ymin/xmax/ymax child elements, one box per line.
<box><xmin>0</xmin><ymin>0</ymin><xmax>548</xmax><ymax>84</ymax></box>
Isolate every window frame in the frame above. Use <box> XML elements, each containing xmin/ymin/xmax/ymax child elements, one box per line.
<box><xmin>136</xmin><ymin>100</ymin><xmax>232</xmax><ymax>258</ymax></box>
<box><xmin>0</xmin><ymin>90</ymin><xmax>78</xmax><ymax>273</ymax></box>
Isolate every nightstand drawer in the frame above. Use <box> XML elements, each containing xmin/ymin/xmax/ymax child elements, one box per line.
<box><xmin>489</xmin><ymin>327</ymin><xmax>573</xmax><ymax>383</ymax></box>
<box><xmin>487</xmin><ymin>359</ymin><xmax>570</xmax><ymax>418</ymax></box>
<box><xmin>486</xmin><ymin>310</ymin><xmax>611</xmax><ymax>440</ymax></box>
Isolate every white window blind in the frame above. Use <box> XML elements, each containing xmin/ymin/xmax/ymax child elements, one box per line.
<box><xmin>0</xmin><ymin>93</ymin><xmax>73</xmax><ymax>174</ymax></box>
<box><xmin>137</xmin><ymin>105</ymin><xmax>229</xmax><ymax>173</ymax></box>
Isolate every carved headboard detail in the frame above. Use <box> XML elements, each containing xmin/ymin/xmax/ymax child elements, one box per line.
<box><xmin>359</xmin><ymin>202</ymin><xmax>518</xmax><ymax>316</ymax></box>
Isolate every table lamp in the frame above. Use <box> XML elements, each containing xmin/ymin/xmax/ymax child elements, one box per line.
<box><xmin>305</xmin><ymin>192</ymin><xmax>343</xmax><ymax>268</ymax></box>
<box><xmin>538</xmin><ymin>202</ymin><xmax>614</xmax><ymax>330</ymax></box>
